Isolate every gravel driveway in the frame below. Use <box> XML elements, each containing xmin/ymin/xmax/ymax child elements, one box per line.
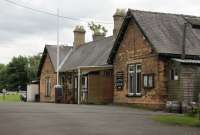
<box><xmin>0</xmin><ymin>103</ymin><xmax>199</xmax><ymax>135</ymax></box>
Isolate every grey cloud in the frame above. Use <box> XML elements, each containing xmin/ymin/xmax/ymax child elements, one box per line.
<box><xmin>0</xmin><ymin>0</ymin><xmax>200</xmax><ymax>64</ymax></box>
<box><xmin>0</xmin><ymin>0</ymin><xmax>114</xmax><ymax>44</ymax></box>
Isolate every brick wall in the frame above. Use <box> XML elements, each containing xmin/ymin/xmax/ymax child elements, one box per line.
<box><xmin>39</xmin><ymin>54</ymin><xmax>57</xmax><ymax>102</ymax></box>
<box><xmin>113</xmin><ymin>20</ymin><xmax>167</xmax><ymax>109</ymax></box>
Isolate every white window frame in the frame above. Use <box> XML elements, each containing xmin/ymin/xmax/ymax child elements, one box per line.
<box><xmin>128</xmin><ymin>64</ymin><xmax>142</xmax><ymax>96</ymax></box>
<box><xmin>143</xmin><ymin>74</ymin><xmax>154</xmax><ymax>88</ymax></box>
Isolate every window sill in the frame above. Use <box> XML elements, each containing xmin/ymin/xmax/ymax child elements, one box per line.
<box><xmin>144</xmin><ymin>87</ymin><xmax>154</xmax><ymax>89</ymax></box>
<box><xmin>126</xmin><ymin>93</ymin><xmax>142</xmax><ymax>97</ymax></box>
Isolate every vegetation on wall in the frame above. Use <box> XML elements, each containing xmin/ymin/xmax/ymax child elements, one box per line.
<box><xmin>0</xmin><ymin>54</ymin><xmax>41</xmax><ymax>91</ymax></box>
<box><xmin>88</xmin><ymin>22</ymin><xmax>108</xmax><ymax>36</ymax></box>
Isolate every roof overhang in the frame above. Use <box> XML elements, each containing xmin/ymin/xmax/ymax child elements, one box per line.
<box><xmin>172</xmin><ymin>58</ymin><xmax>200</xmax><ymax>64</ymax></box>
<box><xmin>60</xmin><ymin>65</ymin><xmax>113</xmax><ymax>73</ymax></box>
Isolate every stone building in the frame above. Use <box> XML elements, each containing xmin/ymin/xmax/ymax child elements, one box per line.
<box><xmin>38</xmin><ymin>9</ymin><xmax>200</xmax><ymax>108</ymax></box>
<box><xmin>108</xmin><ymin>9</ymin><xmax>200</xmax><ymax>109</ymax></box>
<box><xmin>38</xmin><ymin>9</ymin><xmax>125</xmax><ymax>104</ymax></box>
<box><xmin>37</xmin><ymin>45</ymin><xmax>72</xmax><ymax>102</ymax></box>
<box><xmin>58</xmin><ymin>9</ymin><xmax>125</xmax><ymax>104</ymax></box>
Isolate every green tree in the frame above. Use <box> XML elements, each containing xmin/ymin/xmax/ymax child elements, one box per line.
<box><xmin>0</xmin><ymin>64</ymin><xmax>7</xmax><ymax>91</ymax></box>
<box><xmin>6</xmin><ymin>56</ymin><xmax>28</xmax><ymax>91</ymax></box>
<box><xmin>26</xmin><ymin>53</ymin><xmax>41</xmax><ymax>82</ymax></box>
<box><xmin>0</xmin><ymin>54</ymin><xmax>41</xmax><ymax>91</ymax></box>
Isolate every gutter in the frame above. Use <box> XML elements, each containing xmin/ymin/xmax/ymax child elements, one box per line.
<box><xmin>77</xmin><ymin>65</ymin><xmax>113</xmax><ymax>69</ymax></box>
<box><xmin>60</xmin><ymin>65</ymin><xmax>113</xmax><ymax>72</ymax></box>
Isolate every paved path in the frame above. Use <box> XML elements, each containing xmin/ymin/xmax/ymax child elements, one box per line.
<box><xmin>0</xmin><ymin>103</ymin><xmax>199</xmax><ymax>135</ymax></box>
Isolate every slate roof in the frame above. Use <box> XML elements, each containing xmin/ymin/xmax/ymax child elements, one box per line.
<box><xmin>46</xmin><ymin>45</ymin><xmax>73</xmax><ymax>70</ymax></box>
<box><xmin>108</xmin><ymin>9</ymin><xmax>200</xmax><ymax>63</ymax></box>
<box><xmin>37</xmin><ymin>45</ymin><xmax>72</xmax><ymax>76</ymax></box>
<box><xmin>60</xmin><ymin>36</ymin><xmax>114</xmax><ymax>72</ymax></box>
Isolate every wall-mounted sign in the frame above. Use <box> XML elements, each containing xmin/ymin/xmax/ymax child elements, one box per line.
<box><xmin>115</xmin><ymin>72</ymin><xmax>124</xmax><ymax>90</ymax></box>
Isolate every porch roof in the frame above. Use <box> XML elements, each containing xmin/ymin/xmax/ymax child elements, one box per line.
<box><xmin>172</xmin><ymin>58</ymin><xmax>200</xmax><ymax>64</ymax></box>
<box><xmin>60</xmin><ymin>65</ymin><xmax>113</xmax><ymax>72</ymax></box>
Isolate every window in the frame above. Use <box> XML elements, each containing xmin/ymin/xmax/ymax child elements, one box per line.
<box><xmin>170</xmin><ymin>69</ymin><xmax>179</xmax><ymax>80</ymax></box>
<box><xmin>45</xmin><ymin>78</ymin><xmax>51</xmax><ymax>97</ymax></box>
<box><xmin>74</xmin><ymin>77</ymin><xmax>78</xmax><ymax>89</ymax></box>
<box><xmin>89</xmin><ymin>71</ymin><xmax>100</xmax><ymax>76</ymax></box>
<box><xmin>81</xmin><ymin>76</ymin><xmax>88</xmax><ymax>102</ymax></box>
<box><xmin>143</xmin><ymin>74</ymin><xmax>154</xmax><ymax>88</ymax></box>
<box><xmin>82</xmin><ymin>76</ymin><xmax>88</xmax><ymax>92</ymax></box>
<box><xmin>103</xmin><ymin>70</ymin><xmax>113</xmax><ymax>77</ymax></box>
<box><xmin>60</xmin><ymin>75</ymin><xmax>65</xmax><ymax>86</ymax></box>
<box><xmin>128</xmin><ymin>64</ymin><xmax>141</xmax><ymax>95</ymax></box>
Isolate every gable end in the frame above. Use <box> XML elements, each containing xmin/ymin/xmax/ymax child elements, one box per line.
<box><xmin>107</xmin><ymin>9</ymin><xmax>157</xmax><ymax>64</ymax></box>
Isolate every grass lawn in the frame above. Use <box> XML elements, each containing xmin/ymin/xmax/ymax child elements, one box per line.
<box><xmin>152</xmin><ymin>115</ymin><xmax>200</xmax><ymax>127</ymax></box>
<box><xmin>0</xmin><ymin>94</ymin><xmax>21</xmax><ymax>102</ymax></box>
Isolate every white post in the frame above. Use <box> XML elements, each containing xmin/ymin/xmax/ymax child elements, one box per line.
<box><xmin>56</xmin><ymin>8</ymin><xmax>60</xmax><ymax>85</ymax></box>
<box><xmin>78</xmin><ymin>68</ymin><xmax>81</xmax><ymax>104</ymax></box>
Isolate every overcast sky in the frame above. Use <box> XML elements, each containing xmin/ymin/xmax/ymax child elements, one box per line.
<box><xmin>0</xmin><ymin>0</ymin><xmax>200</xmax><ymax>64</ymax></box>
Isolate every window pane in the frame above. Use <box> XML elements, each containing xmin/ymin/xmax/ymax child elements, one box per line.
<box><xmin>170</xmin><ymin>69</ymin><xmax>174</xmax><ymax>80</ymax></box>
<box><xmin>170</xmin><ymin>69</ymin><xmax>179</xmax><ymax>81</ymax></box>
<box><xmin>174</xmin><ymin>69</ymin><xmax>179</xmax><ymax>80</ymax></box>
<box><xmin>137</xmin><ymin>72</ymin><xmax>141</xmax><ymax>93</ymax></box>
<box><xmin>144</xmin><ymin>76</ymin><xmax>148</xmax><ymax>87</ymax></box>
<box><xmin>75</xmin><ymin>77</ymin><xmax>78</xmax><ymax>89</ymax></box>
<box><xmin>129</xmin><ymin>74</ymin><xmax>133</xmax><ymax>93</ymax></box>
<box><xmin>48</xmin><ymin>80</ymin><xmax>51</xmax><ymax>96</ymax></box>
<box><xmin>132</xmin><ymin>72</ymin><xmax>137</xmax><ymax>94</ymax></box>
<box><xmin>45</xmin><ymin>80</ymin><xmax>48</xmax><ymax>96</ymax></box>
<box><xmin>148</xmin><ymin>76</ymin><xmax>153</xmax><ymax>87</ymax></box>
<box><xmin>82</xmin><ymin>77</ymin><xmax>85</xmax><ymax>86</ymax></box>
<box><xmin>137</xmin><ymin>65</ymin><xmax>142</xmax><ymax>73</ymax></box>
<box><xmin>129</xmin><ymin>65</ymin><xmax>135</xmax><ymax>73</ymax></box>
<box><xmin>128</xmin><ymin>64</ymin><xmax>141</xmax><ymax>94</ymax></box>
<box><xmin>129</xmin><ymin>72</ymin><xmax>136</xmax><ymax>94</ymax></box>
<box><xmin>85</xmin><ymin>77</ymin><xmax>88</xmax><ymax>89</ymax></box>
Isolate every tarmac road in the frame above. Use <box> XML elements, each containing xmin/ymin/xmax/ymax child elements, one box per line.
<box><xmin>0</xmin><ymin>103</ymin><xmax>199</xmax><ymax>135</ymax></box>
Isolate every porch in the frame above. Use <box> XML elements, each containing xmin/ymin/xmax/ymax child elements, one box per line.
<box><xmin>60</xmin><ymin>65</ymin><xmax>114</xmax><ymax>104</ymax></box>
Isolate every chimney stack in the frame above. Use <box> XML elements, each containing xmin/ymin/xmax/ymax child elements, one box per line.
<box><xmin>92</xmin><ymin>33</ymin><xmax>105</xmax><ymax>41</ymax></box>
<box><xmin>113</xmin><ymin>9</ymin><xmax>126</xmax><ymax>38</ymax></box>
<box><xmin>73</xmin><ymin>25</ymin><xmax>86</xmax><ymax>48</ymax></box>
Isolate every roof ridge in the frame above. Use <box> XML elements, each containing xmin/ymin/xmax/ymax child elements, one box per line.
<box><xmin>45</xmin><ymin>44</ymin><xmax>72</xmax><ymax>48</ymax></box>
<box><xmin>129</xmin><ymin>9</ymin><xmax>200</xmax><ymax>18</ymax></box>
<box><xmin>74</xmin><ymin>36</ymin><xmax>113</xmax><ymax>50</ymax></box>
